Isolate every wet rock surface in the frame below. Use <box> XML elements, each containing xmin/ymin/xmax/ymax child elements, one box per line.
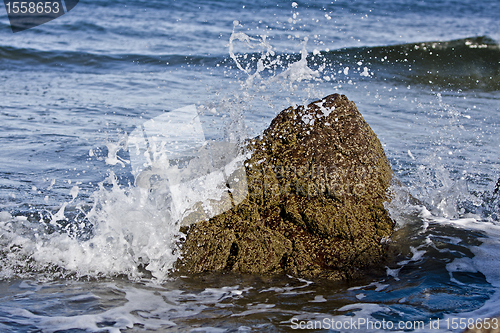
<box><xmin>176</xmin><ymin>94</ymin><xmax>395</xmax><ymax>280</ymax></box>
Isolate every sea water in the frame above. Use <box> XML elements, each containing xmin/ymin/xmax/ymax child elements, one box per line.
<box><xmin>0</xmin><ymin>0</ymin><xmax>500</xmax><ymax>331</ymax></box>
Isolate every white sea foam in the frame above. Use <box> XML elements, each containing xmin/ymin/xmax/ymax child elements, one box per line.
<box><xmin>0</xmin><ymin>282</ymin><xmax>252</xmax><ymax>333</ymax></box>
<box><xmin>310</xmin><ymin>295</ymin><xmax>327</xmax><ymax>303</ymax></box>
<box><xmin>0</xmin><ymin>211</ymin><xmax>12</xmax><ymax>222</ymax></box>
<box><xmin>127</xmin><ymin>104</ymin><xmax>249</xmax><ymax>226</ymax></box>
<box><xmin>0</xmin><ymin>171</ymin><xmax>182</xmax><ymax>281</ymax></box>
<box><xmin>227</xmin><ymin>28</ymin><xmax>321</xmax><ymax>98</ymax></box>
<box><xmin>324</xmin><ymin>210</ymin><xmax>500</xmax><ymax>332</ymax></box>
<box><xmin>0</xmin><ymin>24</ymin><xmax>333</xmax><ymax>284</ymax></box>
<box><xmin>0</xmin><ymin>97</ymin><xmax>258</xmax><ymax>282</ymax></box>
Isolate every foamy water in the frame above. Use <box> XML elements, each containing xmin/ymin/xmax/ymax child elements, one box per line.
<box><xmin>0</xmin><ymin>28</ymin><xmax>330</xmax><ymax>283</ymax></box>
<box><xmin>1</xmin><ymin>0</ymin><xmax>500</xmax><ymax>331</ymax></box>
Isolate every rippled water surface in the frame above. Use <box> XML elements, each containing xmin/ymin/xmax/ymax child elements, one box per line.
<box><xmin>1</xmin><ymin>0</ymin><xmax>500</xmax><ymax>331</ymax></box>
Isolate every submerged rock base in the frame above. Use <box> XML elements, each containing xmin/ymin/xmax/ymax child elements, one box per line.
<box><xmin>177</xmin><ymin>94</ymin><xmax>395</xmax><ymax>280</ymax></box>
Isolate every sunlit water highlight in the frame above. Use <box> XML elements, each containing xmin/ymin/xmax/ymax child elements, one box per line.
<box><xmin>1</xmin><ymin>0</ymin><xmax>500</xmax><ymax>331</ymax></box>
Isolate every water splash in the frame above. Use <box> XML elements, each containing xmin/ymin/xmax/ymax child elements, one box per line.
<box><xmin>0</xmin><ymin>170</ymin><xmax>181</xmax><ymax>281</ymax></box>
<box><xmin>0</xmin><ymin>25</ymin><xmax>331</xmax><ymax>282</ymax></box>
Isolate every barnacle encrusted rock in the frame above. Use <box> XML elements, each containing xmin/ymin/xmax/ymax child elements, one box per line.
<box><xmin>176</xmin><ymin>94</ymin><xmax>394</xmax><ymax>280</ymax></box>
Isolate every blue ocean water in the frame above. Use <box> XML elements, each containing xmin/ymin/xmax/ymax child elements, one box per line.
<box><xmin>0</xmin><ymin>0</ymin><xmax>500</xmax><ymax>331</ymax></box>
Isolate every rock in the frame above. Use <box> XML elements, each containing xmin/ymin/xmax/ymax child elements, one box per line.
<box><xmin>176</xmin><ymin>94</ymin><xmax>395</xmax><ymax>280</ymax></box>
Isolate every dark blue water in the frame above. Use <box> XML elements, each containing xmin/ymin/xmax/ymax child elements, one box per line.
<box><xmin>1</xmin><ymin>0</ymin><xmax>500</xmax><ymax>331</ymax></box>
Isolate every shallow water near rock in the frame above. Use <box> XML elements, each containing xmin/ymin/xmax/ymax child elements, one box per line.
<box><xmin>1</xmin><ymin>0</ymin><xmax>500</xmax><ymax>332</ymax></box>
